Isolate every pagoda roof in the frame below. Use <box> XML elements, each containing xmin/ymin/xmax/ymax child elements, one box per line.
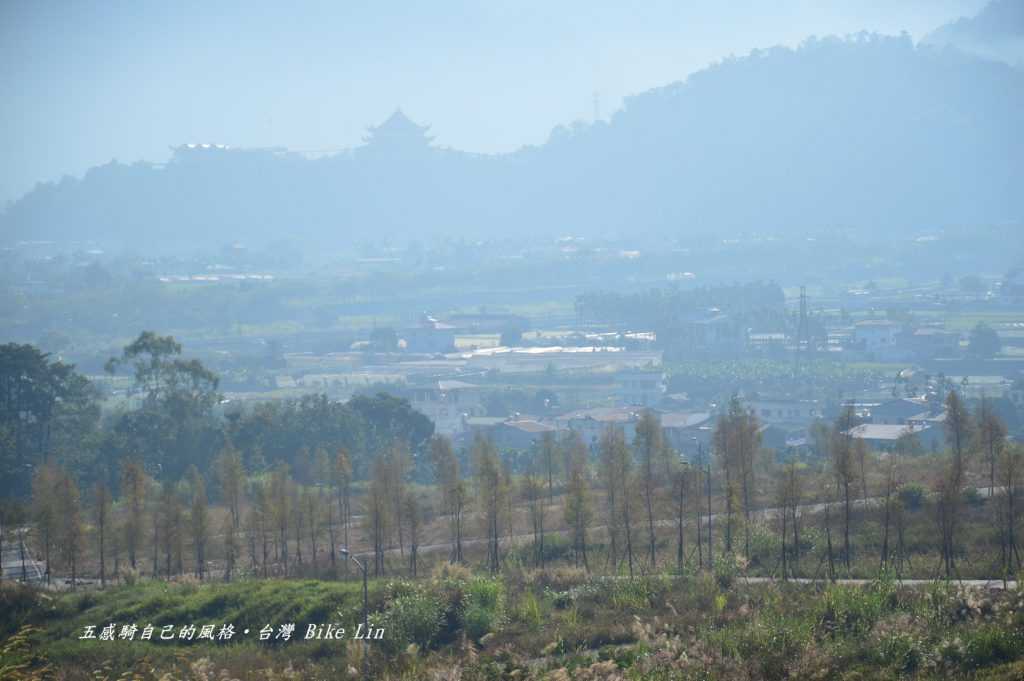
<box><xmin>367</xmin><ymin>109</ymin><xmax>431</xmax><ymax>136</ymax></box>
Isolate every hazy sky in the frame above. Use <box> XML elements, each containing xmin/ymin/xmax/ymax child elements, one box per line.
<box><xmin>0</xmin><ymin>0</ymin><xmax>987</xmax><ymax>206</ymax></box>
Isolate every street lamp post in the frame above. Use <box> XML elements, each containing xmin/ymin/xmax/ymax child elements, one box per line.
<box><xmin>339</xmin><ymin>547</ymin><xmax>368</xmax><ymax>680</ymax></box>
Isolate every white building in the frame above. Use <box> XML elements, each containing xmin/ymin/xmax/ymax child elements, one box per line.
<box><xmin>615</xmin><ymin>368</ymin><xmax>666</xmax><ymax>407</ymax></box>
<box><xmin>408</xmin><ymin>380</ymin><xmax>486</xmax><ymax>436</ymax></box>
<box><xmin>749</xmin><ymin>398</ymin><xmax>821</xmax><ymax>426</ymax></box>
<box><xmin>853</xmin><ymin>320</ymin><xmax>900</xmax><ymax>356</ymax></box>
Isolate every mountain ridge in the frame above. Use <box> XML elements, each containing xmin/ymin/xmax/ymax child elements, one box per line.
<box><xmin>3</xmin><ymin>33</ymin><xmax>1022</xmax><ymax>251</ymax></box>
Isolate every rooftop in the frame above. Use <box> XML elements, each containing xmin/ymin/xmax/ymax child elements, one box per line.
<box><xmin>364</xmin><ymin>109</ymin><xmax>433</xmax><ymax>146</ymax></box>
<box><xmin>845</xmin><ymin>423</ymin><xmax>933</xmax><ymax>441</ymax></box>
<box><xmin>661</xmin><ymin>412</ymin><xmax>712</xmax><ymax>429</ymax></box>
<box><xmin>502</xmin><ymin>419</ymin><xmax>557</xmax><ymax>434</ymax></box>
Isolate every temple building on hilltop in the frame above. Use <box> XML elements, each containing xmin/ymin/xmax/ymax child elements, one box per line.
<box><xmin>360</xmin><ymin>109</ymin><xmax>434</xmax><ymax>156</ymax></box>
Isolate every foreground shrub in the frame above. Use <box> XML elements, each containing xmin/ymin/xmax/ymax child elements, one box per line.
<box><xmin>524</xmin><ymin>566</ymin><xmax>587</xmax><ymax>592</ymax></box>
<box><xmin>961</xmin><ymin>626</ymin><xmax>1024</xmax><ymax>671</ymax></box>
<box><xmin>817</xmin><ymin>579</ymin><xmax>898</xmax><ymax>637</ymax></box>
<box><xmin>379</xmin><ymin>589</ymin><xmax>445</xmax><ymax>655</ymax></box>
<box><xmin>899</xmin><ymin>484</ymin><xmax>925</xmax><ymax>510</ymax></box>
<box><xmin>461</xmin><ymin>577</ymin><xmax>505</xmax><ymax>641</ymax></box>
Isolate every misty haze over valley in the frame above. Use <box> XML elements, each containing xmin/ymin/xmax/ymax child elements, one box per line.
<box><xmin>4</xmin><ymin>3</ymin><xmax>1024</xmax><ymax>681</ymax></box>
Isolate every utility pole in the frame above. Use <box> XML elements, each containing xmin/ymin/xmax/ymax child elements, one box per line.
<box><xmin>339</xmin><ymin>547</ymin><xmax>369</xmax><ymax>681</ymax></box>
<box><xmin>795</xmin><ymin>285</ymin><xmax>811</xmax><ymax>372</ymax></box>
<box><xmin>703</xmin><ymin>443</ymin><xmax>713</xmax><ymax>568</ymax></box>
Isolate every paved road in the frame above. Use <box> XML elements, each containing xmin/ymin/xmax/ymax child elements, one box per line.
<box><xmin>1</xmin><ymin>534</ymin><xmax>46</xmax><ymax>583</ymax></box>
<box><xmin>741</xmin><ymin>576</ymin><xmax>1018</xmax><ymax>590</ymax></box>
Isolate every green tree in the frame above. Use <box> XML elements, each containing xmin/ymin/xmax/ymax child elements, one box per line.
<box><xmin>968</xmin><ymin>322</ymin><xmax>1001</xmax><ymax>359</ymax></box>
<box><xmin>106</xmin><ymin>332</ymin><xmax>220</xmax><ymax>479</ymax></box>
<box><xmin>0</xmin><ymin>343</ymin><xmax>97</xmax><ymax>495</ymax></box>
<box><xmin>348</xmin><ymin>392</ymin><xmax>434</xmax><ymax>463</ymax></box>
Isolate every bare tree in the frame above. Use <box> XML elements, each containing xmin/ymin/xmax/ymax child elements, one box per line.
<box><xmin>564</xmin><ymin>432</ymin><xmax>591</xmax><ymax>571</ymax></box>
<box><xmin>120</xmin><ymin>459</ymin><xmax>147</xmax><ymax>572</ymax></box>
<box><xmin>599</xmin><ymin>425</ymin><xmax>622</xmax><ymax>570</ymax></box>
<box><xmin>188</xmin><ymin>467</ymin><xmax>209</xmax><ymax>579</ymax></box>
<box><xmin>313</xmin><ymin>449</ymin><xmax>336</xmax><ymax>567</ymax></box>
<box><xmin>429</xmin><ymin>435</ymin><xmax>464</xmax><ymax>564</ymax></box>
<box><xmin>635</xmin><ymin>409</ymin><xmax>666</xmax><ymax>569</ymax></box>
<box><xmin>936</xmin><ymin>389</ymin><xmax>973</xmax><ymax>578</ymax></box>
<box><xmin>56</xmin><ymin>471</ymin><xmax>83</xmax><ymax>589</ymax></box>
<box><xmin>252</xmin><ymin>480</ymin><xmax>271</xmax><ymax>576</ymax></box>
<box><xmin>733</xmin><ymin>399</ymin><xmax>762</xmax><ymax>561</ymax></box>
<box><xmin>214</xmin><ymin>445</ymin><xmax>246</xmax><ymax>530</ymax></box>
<box><xmin>671</xmin><ymin>462</ymin><xmax>692</xmax><ymax>572</ymax></box>
<box><xmin>32</xmin><ymin>460</ymin><xmax>60</xmax><ymax>584</ymax></box>
<box><xmin>405</xmin><ymin>490</ymin><xmax>422</xmax><ymax>577</ymax></box>
<box><xmin>522</xmin><ymin>473</ymin><xmax>546</xmax><ymax>568</ymax></box>
<box><xmin>831</xmin><ymin>407</ymin><xmax>858</xmax><ymax>574</ymax></box>
<box><xmin>384</xmin><ymin>440</ymin><xmax>411</xmax><ymax>558</ymax></box>
<box><xmin>243</xmin><ymin>505</ymin><xmax>260</xmax><ymax>574</ymax></box>
<box><xmin>472</xmin><ymin>435</ymin><xmax>506</xmax><ymax>574</ymax></box>
<box><xmin>292</xmin><ymin>481</ymin><xmax>305</xmax><ymax>566</ymax></box>
<box><xmin>94</xmin><ymin>481</ymin><xmax>112</xmax><ymax>587</ymax></box>
<box><xmin>158</xmin><ymin>479</ymin><xmax>184</xmax><ymax>577</ymax></box>
<box><xmin>976</xmin><ymin>395</ymin><xmax>1007</xmax><ymax>501</ymax></box>
<box><xmin>539</xmin><ymin>430</ymin><xmax>559</xmax><ymax>503</ymax></box>
<box><xmin>600</xmin><ymin>425</ymin><xmax>634</xmax><ymax>576</ymax></box>
<box><xmin>880</xmin><ymin>453</ymin><xmax>898</xmax><ymax>573</ymax></box>
<box><xmin>222</xmin><ymin>515</ymin><xmax>238</xmax><ymax>582</ymax></box>
<box><xmin>270</xmin><ymin>463</ymin><xmax>291</xmax><ymax>571</ymax></box>
<box><xmin>945</xmin><ymin>389</ymin><xmax>972</xmax><ymax>476</ymax></box>
<box><xmin>367</xmin><ymin>457</ymin><xmax>390</xmax><ymax>577</ymax></box>
<box><xmin>997</xmin><ymin>444</ymin><xmax>1023</xmax><ymax>579</ymax></box>
<box><xmin>777</xmin><ymin>460</ymin><xmax>801</xmax><ymax>580</ymax></box>
<box><xmin>334</xmin><ymin>448</ymin><xmax>353</xmax><ymax>569</ymax></box>
<box><xmin>713</xmin><ymin>412</ymin><xmax>739</xmax><ymax>555</ymax></box>
<box><xmin>304</xmin><ymin>486</ymin><xmax>321</xmax><ymax>571</ymax></box>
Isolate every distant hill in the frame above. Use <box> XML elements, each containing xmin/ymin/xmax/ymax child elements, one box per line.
<box><xmin>923</xmin><ymin>0</ymin><xmax>1024</xmax><ymax>67</ymax></box>
<box><xmin>3</xmin><ymin>33</ymin><xmax>1022</xmax><ymax>251</ymax></box>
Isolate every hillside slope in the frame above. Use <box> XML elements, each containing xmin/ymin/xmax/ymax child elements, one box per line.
<box><xmin>3</xmin><ymin>34</ymin><xmax>1021</xmax><ymax>250</ymax></box>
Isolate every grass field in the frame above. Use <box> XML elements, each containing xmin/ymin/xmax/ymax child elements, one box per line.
<box><xmin>5</xmin><ymin>565</ymin><xmax>1024</xmax><ymax>680</ymax></box>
